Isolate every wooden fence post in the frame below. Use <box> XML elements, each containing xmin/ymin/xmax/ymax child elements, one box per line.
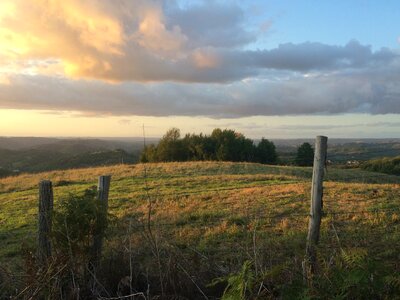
<box><xmin>304</xmin><ymin>135</ymin><xmax>328</xmax><ymax>277</ymax></box>
<box><xmin>91</xmin><ymin>175</ymin><xmax>111</xmax><ymax>268</ymax></box>
<box><xmin>38</xmin><ymin>180</ymin><xmax>53</xmax><ymax>265</ymax></box>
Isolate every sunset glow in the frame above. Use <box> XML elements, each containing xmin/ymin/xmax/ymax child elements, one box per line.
<box><xmin>0</xmin><ymin>0</ymin><xmax>399</xmax><ymax>137</ymax></box>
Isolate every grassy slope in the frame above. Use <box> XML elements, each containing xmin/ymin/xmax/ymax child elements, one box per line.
<box><xmin>0</xmin><ymin>161</ymin><xmax>399</xmax><ymax>295</ymax></box>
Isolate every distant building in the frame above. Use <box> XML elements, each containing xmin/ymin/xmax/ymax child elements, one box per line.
<box><xmin>346</xmin><ymin>160</ymin><xmax>360</xmax><ymax>167</ymax></box>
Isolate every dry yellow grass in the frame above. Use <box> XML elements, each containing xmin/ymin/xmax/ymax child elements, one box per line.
<box><xmin>0</xmin><ymin>160</ymin><xmax>399</xmax><ymax>293</ymax></box>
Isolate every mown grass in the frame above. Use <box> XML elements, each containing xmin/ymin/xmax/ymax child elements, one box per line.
<box><xmin>0</xmin><ymin>161</ymin><xmax>399</xmax><ymax>298</ymax></box>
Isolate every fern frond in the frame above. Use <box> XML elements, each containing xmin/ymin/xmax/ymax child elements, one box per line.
<box><xmin>341</xmin><ymin>248</ymin><xmax>368</xmax><ymax>268</ymax></box>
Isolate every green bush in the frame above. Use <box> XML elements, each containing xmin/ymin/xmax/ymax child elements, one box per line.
<box><xmin>19</xmin><ymin>187</ymin><xmax>110</xmax><ymax>299</ymax></box>
<box><xmin>53</xmin><ymin>187</ymin><xmax>108</xmax><ymax>263</ymax></box>
<box><xmin>361</xmin><ymin>156</ymin><xmax>400</xmax><ymax>176</ymax></box>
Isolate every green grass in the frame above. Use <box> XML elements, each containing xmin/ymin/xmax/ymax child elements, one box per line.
<box><xmin>1</xmin><ymin>161</ymin><xmax>400</xmax><ymax>298</ymax></box>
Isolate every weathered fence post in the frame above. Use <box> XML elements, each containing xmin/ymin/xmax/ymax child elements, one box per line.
<box><xmin>38</xmin><ymin>180</ymin><xmax>53</xmax><ymax>265</ymax></box>
<box><xmin>91</xmin><ymin>175</ymin><xmax>111</xmax><ymax>268</ymax></box>
<box><xmin>304</xmin><ymin>136</ymin><xmax>328</xmax><ymax>278</ymax></box>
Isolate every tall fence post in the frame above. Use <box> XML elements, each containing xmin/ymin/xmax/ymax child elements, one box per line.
<box><xmin>91</xmin><ymin>175</ymin><xmax>111</xmax><ymax>269</ymax></box>
<box><xmin>304</xmin><ymin>136</ymin><xmax>328</xmax><ymax>279</ymax></box>
<box><xmin>38</xmin><ymin>180</ymin><xmax>53</xmax><ymax>265</ymax></box>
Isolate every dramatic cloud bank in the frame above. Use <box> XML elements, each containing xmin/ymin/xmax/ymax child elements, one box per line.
<box><xmin>0</xmin><ymin>0</ymin><xmax>399</xmax><ymax>117</ymax></box>
<box><xmin>1</xmin><ymin>69</ymin><xmax>399</xmax><ymax>117</ymax></box>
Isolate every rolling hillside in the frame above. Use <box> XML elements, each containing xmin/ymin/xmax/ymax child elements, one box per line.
<box><xmin>0</xmin><ymin>161</ymin><xmax>399</xmax><ymax>298</ymax></box>
<box><xmin>0</xmin><ymin>138</ymin><xmax>143</xmax><ymax>174</ymax></box>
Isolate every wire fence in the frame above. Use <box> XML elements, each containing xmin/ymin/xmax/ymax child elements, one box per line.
<box><xmin>115</xmin><ymin>163</ymin><xmax>398</xmax><ymax>245</ymax></box>
<box><xmin>0</xmin><ymin>145</ymin><xmax>399</xmax><ymax>299</ymax></box>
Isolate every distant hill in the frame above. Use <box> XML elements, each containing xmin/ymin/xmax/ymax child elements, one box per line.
<box><xmin>0</xmin><ymin>137</ymin><xmax>61</xmax><ymax>150</ymax></box>
<box><xmin>0</xmin><ymin>137</ymin><xmax>143</xmax><ymax>152</ymax></box>
<box><xmin>0</xmin><ymin>148</ymin><xmax>138</xmax><ymax>174</ymax></box>
<box><xmin>0</xmin><ymin>136</ymin><xmax>399</xmax><ymax>176</ymax></box>
<box><xmin>272</xmin><ymin>138</ymin><xmax>400</xmax><ymax>164</ymax></box>
<box><xmin>0</xmin><ymin>137</ymin><xmax>145</xmax><ymax>175</ymax></box>
<box><xmin>271</xmin><ymin>138</ymin><xmax>400</xmax><ymax>147</ymax></box>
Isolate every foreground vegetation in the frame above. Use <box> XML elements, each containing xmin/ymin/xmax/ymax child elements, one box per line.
<box><xmin>362</xmin><ymin>156</ymin><xmax>400</xmax><ymax>176</ymax></box>
<box><xmin>0</xmin><ymin>161</ymin><xmax>399</xmax><ymax>298</ymax></box>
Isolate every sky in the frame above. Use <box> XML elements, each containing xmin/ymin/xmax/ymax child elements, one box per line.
<box><xmin>0</xmin><ymin>0</ymin><xmax>399</xmax><ymax>138</ymax></box>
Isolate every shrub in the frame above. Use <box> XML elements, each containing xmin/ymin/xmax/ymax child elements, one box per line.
<box><xmin>361</xmin><ymin>156</ymin><xmax>400</xmax><ymax>176</ymax></box>
<box><xmin>53</xmin><ymin>187</ymin><xmax>108</xmax><ymax>265</ymax></box>
<box><xmin>19</xmin><ymin>187</ymin><xmax>110</xmax><ymax>299</ymax></box>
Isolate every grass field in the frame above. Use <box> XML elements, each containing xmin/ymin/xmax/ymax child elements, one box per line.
<box><xmin>1</xmin><ymin>161</ymin><xmax>400</xmax><ymax>298</ymax></box>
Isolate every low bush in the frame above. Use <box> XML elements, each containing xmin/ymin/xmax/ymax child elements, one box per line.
<box><xmin>361</xmin><ymin>156</ymin><xmax>400</xmax><ymax>176</ymax></box>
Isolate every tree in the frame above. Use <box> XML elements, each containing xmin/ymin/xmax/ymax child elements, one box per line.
<box><xmin>139</xmin><ymin>127</ymin><xmax>279</xmax><ymax>164</ymax></box>
<box><xmin>211</xmin><ymin>129</ymin><xmax>238</xmax><ymax>161</ymax></box>
<box><xmin>156</xmin><ymin>128</ymin><xmax>187</xmax><ymax>161</ymax></box>
<box><xmin>295</xmin><ymin>142</ymin><xmax>314</xmax><ymax>166</ymax></box>
<box><xmin>211</xmin><ymin>129</ymin><xmax>255</xmax><ymax>162</ymax></box>
<box><xmin>256</xmin><ymin>138</ymin><xmax>278</xmax><ymax>164</ymax></box>
<box><xmin>183</xmin><ymin>133</ymin><xmax>207</xmax><ymax>161</ymax></box>
<box><xmin>140</xmin><ymin>144</ymin><xmax>158</xmax><ymax>162</ymax></box>
<box><xmin>237</xmin><ymin>136</ymin><xmax>256</xmax><ymax>162</ymax></box>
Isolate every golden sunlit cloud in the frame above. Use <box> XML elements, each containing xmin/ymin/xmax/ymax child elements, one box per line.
<box><xmin>0</xmin><ymin>0</ymin><xmax>399</xmax><ymax>129</ymax></box>
<box><xmin>135</xmin><ymin>5</ymin><xmax>187</xmax><ymax>57</ymax></box>
<box><xmin>0</xmin><ymin>0</ymin><xmax>194</xmax><ymax>81</ymax></box>
<box><xmin>0</xmin><ymin>74</ymin><xmax>10</xmax><ymax>85</ymax></box>
<box><xmin>192</xmin><ymin>48</ymin><xmax>221</xmax><ymax>69</ymax></box>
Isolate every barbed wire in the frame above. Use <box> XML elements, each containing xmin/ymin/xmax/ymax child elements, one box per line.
<box><xmin>116</xmin><ymin>205</ymin><xmax>400</xmax><ymax>232</ymax></box>
<box><xmin>1</xmin><ymin>155</ymin><xmax>399</xmax><ymax>269</ymax></box>
<box><xmin>1</xmin><ymin>163</ymin><xmax>398</xmax><ymax>196</ymax></box>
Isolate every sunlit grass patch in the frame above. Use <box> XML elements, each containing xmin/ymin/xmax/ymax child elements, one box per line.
<box><xmin>0</xmin><ymin>160</ymin><xmax>399</xmax><ymax>298</ymax></box>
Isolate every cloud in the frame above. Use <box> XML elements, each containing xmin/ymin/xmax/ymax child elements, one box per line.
<box><xmin>134</xmin><ymin>3</ymin><xmax>187</xmax><ymax>56</ymax></box>
<box><xmin>166</xmin><ymin>2</ymin><xmax>256</xmax><ymax>49</ymax></box>
<box><xmin>273</xmin><ymin>122</ymin><xmax>400</xmax><ymax>131</ymax></box>
<box><xmin>0</xmin><ymin>0</ymin><xmax>399</xmax><ymax>119</ymax></box>
<box><xmin>1</xmin><ymin>0</ymin><xmax>397</xmax><ymax>83</ymax></box>
<box><xmin>118</xmin><ymin>119</ymin><xmax>132</xmax><ymax>125</ymax></box>
<box><xmin>260</xmin><ymin>20</ymin><xmax>273</xmax><ymax>33</ymax></box>
<box><xmin>248</xmin><ymin>40</ymin><xmax>397</xmax><ymax>71</ymax></box>
<box><xmin>1</xmin><ymin>66</ymin><xmax>399</xmax><ymax>117</ymax></box>
<box><xmin>0</xmin><ymin>0</ymin><xmax>189</xmax><ymax>80</ymax></box>
<box><xmin>191</xmin><ymin>47</ymin><xmax>221</xmax><ymax>69</ymax></box>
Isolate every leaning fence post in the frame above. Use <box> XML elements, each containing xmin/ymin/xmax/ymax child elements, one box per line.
<box><xmin>91</xmin><ymin>175</ymin><xmax>111</xmax><ymax>268</ymax></box>
<box><xmin>38</xmin><ymin>180</ymin><xmax>53</xmax><ymax>265</ymax></box>
<box><xmin>304</xmin><ymin>135</ymin><xmax>328</xmax><ymax>278</ymax></box>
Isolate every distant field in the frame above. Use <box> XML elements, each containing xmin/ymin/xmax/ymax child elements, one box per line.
<box><xmin>1</xmin><ymin>161</ymin><xmax>399</xmax><ymax>298</ymax></box>
<box><xmin>275</xmin><ymin>139</ymin><xmax>400</xmax><ymax>164</ymax></box>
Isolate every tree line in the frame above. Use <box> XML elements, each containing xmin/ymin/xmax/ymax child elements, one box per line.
<box><xmin>140</xmin><ymin>128</ymin><xmax>315</xmax><ymax>166</ymax></box>
<box><xmin>141</xmin><ymin>128</ymin><xmax>278</xmax><ymax>164</ymax></box>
